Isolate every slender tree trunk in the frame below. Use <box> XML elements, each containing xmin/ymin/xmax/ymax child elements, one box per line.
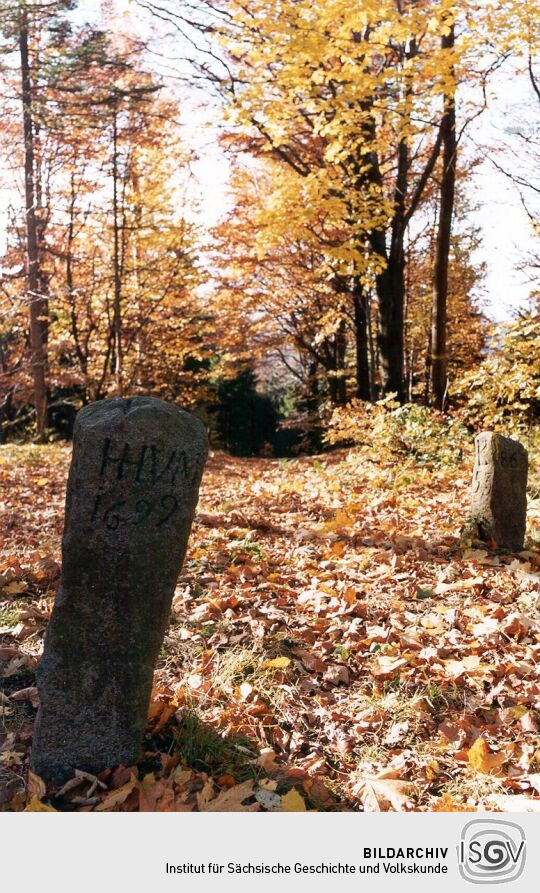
<box><xmin>112</xmin><ymin>105</ymin><xmax>123</xmax><ymax>395</ymax></box>
<box><xmin>376</xmin><ymin>253</ymin><xmax>405</xmax><ymax>400</ymax></box>
<box><xmin>378</xmin><ymin>132</ymin><xmax>408</xmax><ymax>402</ymax></box>
<box><xmin>323</xmin><ymin>323</ymin><xmax>347</xmax><ymax>405</ymax></box>
<box><xmin>306</xmin><ymin>360</ymin><xmax>319</xmax><ymax>415</ymax></box>
<box><xmin>335</xmin><ymin>321</ymin><xmax>347</xmax><ymax>404</ymax></box>
<box><xmin>352</xmin><ymin>277</ymin><xmax>371</xmax><ymax>400</ymax></box>
<box><xmin>367</xmin><ymin>291</ymin><xmax>377</xmax><ymax>401</ymax></box>
<box><xmin>130</xmin><ymin>170</ymin><xmax>144</xmax><ymax>388</ymax></box>
<box><xmin>365</xmin><ymin>144</ymin><xmax>406</xmax><ymax>402</ymax></box>
<box><xmin>66</xmin><ymin>172</ymin><xmax>88</xmax><ymax>378</ymax></box>
<box><xmin>305</xmin><ymin>360</ymin><xmax>322</xmax><ymax>450</ymax></box>
<box><xmin>33</xmin><ymin>116</ymin><xmax>49</xmax><ymax>348</ymax></box>
<box><xmin>424</xmin><ymin>322</ymin><xmax>433</xmax><ymax>406</ymax></box>
<box><xmin>431</xmin><ymin>25</ymin><xmax>456</xmax><ymax>411</ymax></box>
<box><xmin>19</xmin><ymin>10</ymin><xmax>48</xmax><ymax>440</ymax></box>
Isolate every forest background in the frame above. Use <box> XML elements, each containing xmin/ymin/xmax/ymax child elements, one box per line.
<box><xmin>0</xmin><ymin>0</ymin><xmax>539</xmax><ymax>455</ymax></box>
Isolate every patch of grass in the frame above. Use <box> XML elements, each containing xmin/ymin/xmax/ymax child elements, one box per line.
<box><xmin>353</xmin><ymin>742</ymin><xmax>388</xmax><ymax>768</ymax></box>
<box><xmin>437</xmin><ymin>772</ymin><xmax>507</xmax><ymax>807</ymax></box>
<box><xmin>0</xmin><ymin>600</ymin><xmax>25</xmax><ymax>627</ymax></box>
<box><xmin>230</xmin><ymin>535</ymin><xmax>266</xmax><ymax>563</ymax></box>
<box><xmin>211</xmin><ymin>642</ymin><xmax>297</xmax><ymax>699</ymax></box>
<box><xmin>370</xmin><ymin>678</ymin><xmax>465</xmax><ymax>718</ymax></box>
<box><xmin>21</xmin><ymin>445</ymin><xmax>48</xmax><ymax>466</ymax></box>
<box><xmin>355</xmin><ymin>679</ymin><xmax>467</xmax><ymax>756</ymax></box>
<box><xmin>421</xmin><ymin>681</ymin><xmax>467</xmax><ymax>717</ymax></box>
<box><xmin>264</xmin><ymin>631</ymin><xmax>304</xmax><ymax>655</ymax></box>
<box><xmin>212</xmin><ymin>645</ymin><xmax>265</xmax><ymax>693</ymax></box>
<box><xmin>173</xmin><ymin>710</ymin><xmax>258</xmax><ymax>780</ymax></box>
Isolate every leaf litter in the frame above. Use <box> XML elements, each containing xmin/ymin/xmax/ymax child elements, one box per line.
<box><xmin>1</xmin><ymin>444</ymin><xmax>540</xmax><ymax>811</ymax></box>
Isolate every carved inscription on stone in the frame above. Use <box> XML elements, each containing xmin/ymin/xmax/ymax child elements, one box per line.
<box><xmin>32</xmin><ymin>397</ymin><xmax>208</xmax><ymax>783</ymax></box>
<box><xmin>88</xmin><ymin>439</ymin><xmax>205</xmax><ymax>531</ymax></box>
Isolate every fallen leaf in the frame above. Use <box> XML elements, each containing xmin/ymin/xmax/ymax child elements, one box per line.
<box><xmin>520</xmin><ymin>712</ymin><xmax>539</xmax><ymax>733</ymax></box>
<box><xmin>263</xmin><ymin>656</ymin><xmax>291</xmax><ymax>669</ymax></box>
<box><xmin>293</xmin><ymin>648</ymin><xmax>328</xmax><ymax>673</ymax></box>
<box><xmin>0</xmin><ymin>751</ymin><xmax>22</xmax><ymax>766</ymax></box>
<box><xmin>432</xmin><ymin>793</ymin><xmax>471</xmax><ymax>812</ymax></box>
<box><xmin>257</xmin><ymin>747</ymin><xmax>279</xmax><ymax>772</ymax></box>
<box><xmin>95</xmin><ymin>775</ymin><xmax>138</xmax><ymax>811</ymax></box>
<box><xmin>371</xmin><ymin>655</ymin><xmax>407</xmax><ymax>681</ymax></box>
<box><xmin>27</xmin><ymin>771</ymin><xmax>46</xmax><ymax>800</ymax></box>
<box><xmin>201</xmin><ymin>780</ymin><xmax>259</xmax><ymax>812</ymax></box>
<box><xmin>281</xmin><ymin>788</ymin><xmax>307</xmax><ymax>812</ymax></box>
<box><xmin>10</xmin><ymin>622</ymin><xmax>35</xmax><ymax>641</ymax></box>
<box><xmin>239</xmin><ymin>681</ymin><xmax>253</xmax><ymax>701</ymax></box>
<box><xmin>384</xmin><ymin>721</ymin><xmax>409</xmax><ymax>745</ymax></box>
<box><xmin>355</xmin><ymin>776</ymin><xmax>415</xmax><ymax>812</ymax></box>
<box><xmin>196</xmin><ymin>778</ymin><xmax>215</xmax><ymax>811</ymax></box>
<box><xmin>26</xmin><ymin>795</ymin><xmax>56</xmax><ymax>812</ymax></box>
<box><xmin>10</xmin><ymin>686</ymin><xmax>39</xmax><ymax>708</ymax></box>
<box><xmin>323</xmin><ymin>664</ymin><xmax>350</xmax><ymax>685</ymax></box>
<box><xmin>467</xmin><ymin>737</ymin><xmax>506</xmax><ymax>775</ymax></box>
<box><xmin>435</xmin><ymin>577</ymin><xmax>483</xmax><ymax>594</ymax></box>
<box><xmin>2</xmin><ymin>581</ymin><xmax>27</xmax><ymax>595</ymax></box>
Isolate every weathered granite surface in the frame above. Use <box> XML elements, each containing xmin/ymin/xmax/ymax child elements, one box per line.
<box><xmin>470</xmin><ymin>432</ymin><xmax>527</xmax><ymax>552</ymax></box>
<box><xmin>32</xmin><ymin>397</ymin><xmax>208</xmax><ymax>782</ymax></box>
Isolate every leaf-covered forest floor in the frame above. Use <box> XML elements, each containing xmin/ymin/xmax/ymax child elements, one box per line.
<box><xmin>1</xmin><ymin>442</ymin><xmax>540</xmax><ymax>812</ymax></box>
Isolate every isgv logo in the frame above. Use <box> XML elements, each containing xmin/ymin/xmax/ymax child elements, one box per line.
<box><xmin>458</xmin><ymin>819</ymin><xmax>526</xmax><ymax>885</ymax></box>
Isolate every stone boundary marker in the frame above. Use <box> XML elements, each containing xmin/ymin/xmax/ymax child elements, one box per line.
<box><xmin>470</xmin><ymin>432</ymin><xmax>528</xmax><ymax>552</ymax></box>
<box><xmin>32</xmin><ymin>397</ymin><xmax>208</xmax><ymax>783</ymax></box>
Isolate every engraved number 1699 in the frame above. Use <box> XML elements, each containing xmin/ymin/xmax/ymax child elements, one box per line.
<box><xmin>91</xmin><ymin>493</ymin><xmax>179</xmax><ymax>529</ymax></box>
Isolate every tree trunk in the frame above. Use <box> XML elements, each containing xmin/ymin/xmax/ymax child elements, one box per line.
<box><xmin>376</xmin><ymin>252</ymin><xmax>405</xmax><ymax>401</ymax></box>
<box><xmin>335</xmin><ymin>321</ymin><xmax>347</xmax><ymax>404</ymax></box>
<box><xmin>365</xmin><ymin>141</ymin><xmax>406</xmax><ymax>403</ymax></box>
<box><xmin>367</xmin><ymin>291</ymin><xmax>377</xmax><ymax>401</ymax></box>
<box><xmin>33</xmin><ymin>117</ymin><xmax>49</xmax><ymax>348</ymax></box>
<box><xmin>431</xmin><ymin>25</ymin><xmax>456</xmax><ymax>411</ymax></box>
<box><xmin>112</xmin><ymin>105</ymin><xmax>123</xmax><ymax>396</ymax></box>
<box><xmin>324</xmin><ymin>324</ymin><xmax>347</xmax><ymax>406</ymax></box>
<box><xmin>66</xmin><ymin>172</ymin><xmax>88</xmax><ymax>378</ymax></box>
<box><xmin>19</xmin><ymin>10</ymin><xmax>48</xmax><ymax>440</ymax></box>
<box><xmin>424</xmin><ymin>322</ymin><xmax>433</xmax><ymax>406</ymax></box>
<box><xmin>378</xmin><ymin>132</ymin><xmax>408</xmax><ymax>403</ymax></box>
<box><xmin>305</xmin><ymin>360</ymin><xmax>322</xmax><ymax>450</ymax></box>
<box><xmin>352</xmin><ymin>277</ymin><xmax>371</xmax><ymax>400</ymax></box>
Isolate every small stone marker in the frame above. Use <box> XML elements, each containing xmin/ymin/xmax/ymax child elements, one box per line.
<box><xmin>470</xmin><ymin>432</ymin><xmax>527</xmax><ymax>552</ymax></box>
<box><xmin>32</xmin><ymin>397</ymin><xmax>208</xmax><ymax>783</ymax></box>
